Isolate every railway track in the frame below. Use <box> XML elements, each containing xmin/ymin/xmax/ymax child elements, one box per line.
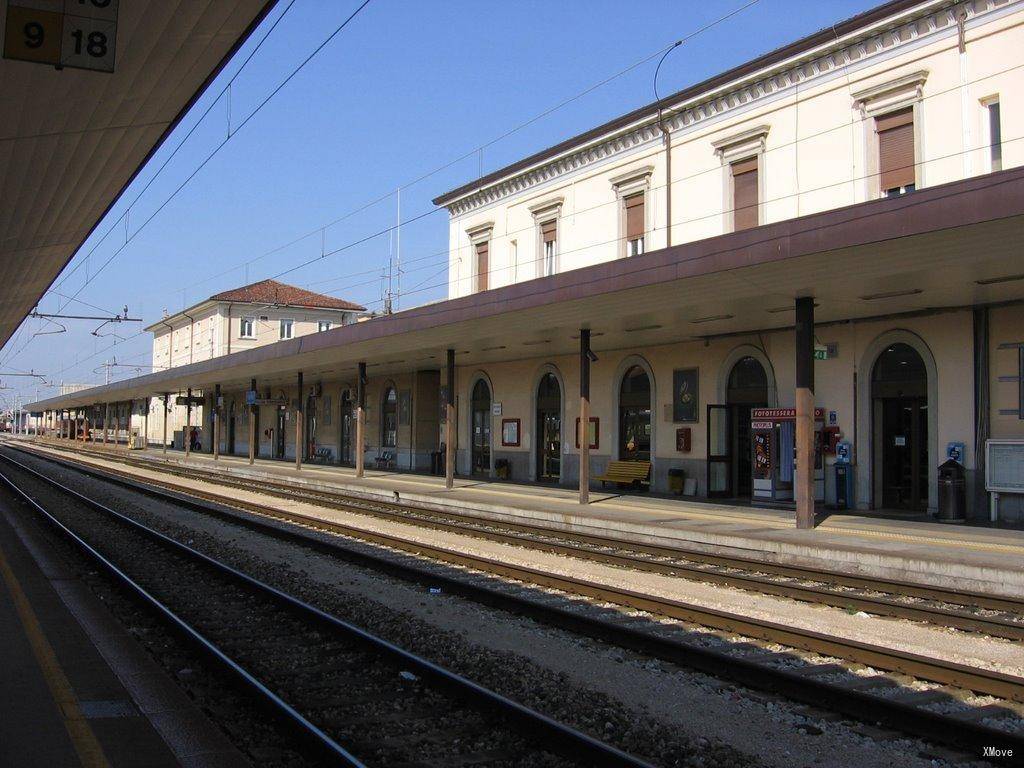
<box><xmin>24</xmin><ymin>440</ymin><xmax>1024</xmax><ymax>638</ymax></box>
<box><xmin>6</xmin><ymin>441</ymin><xmax>1024</xmax><ymax>761</ymax></box>
<box><xmin>0</xmin><ymin>450</ymin><xmax>653</xmax><ymax>768</ymax></box>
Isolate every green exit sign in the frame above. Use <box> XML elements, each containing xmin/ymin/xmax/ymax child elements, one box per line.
<box><xmin>813</xmin><ymin>348</ymin><xmax>828</xmax><ymax>360</ymax></box>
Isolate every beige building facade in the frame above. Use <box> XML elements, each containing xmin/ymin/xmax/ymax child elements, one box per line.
<box><xmin>144</xmin><ymin>280</ymin><xmax>364</xmax><ymax>446</ymax></box>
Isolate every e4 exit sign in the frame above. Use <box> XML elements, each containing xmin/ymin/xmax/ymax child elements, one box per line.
<box><xmin>3</xmin><ymin>0</ymin><xmax>118</xmax><ymax>73</ymax></box>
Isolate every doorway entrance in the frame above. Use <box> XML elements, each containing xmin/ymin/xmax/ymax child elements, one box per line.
<box><xmin>535</xmin><ymin>373</ymin><xmax>561</xmax><ymax>481</ymax></box>
<box><xmin>708</xmin><ymin>356</ymin><xmax>768</xmax><ymax>498</ymax></box>
<box><xmin>275</xmin><ymin>406</ymin><xmax>286</xmax><ymax>459</ymax></box>
<box><xmin>471</xmin><ymin>379</ymin><xmax>491</xmax><ymax>476</ymax></box>
<box><xmin>872</xmin><ymin>343</ymin><xmax>928</xmax><ymax>511</ymax></box>
<box><xmin>227</xmin><ymin>407</ymin><xmax>236</xmax><ymax>454</ymax></box>
<box><xmin>618</xmin><ymin>366</ymin><xmax>651</xmax><ymax>461</ymax></box>
<box><xmin>339</xmin><ymin>389</ymin><xmax>353</xmax><ymax>465</ymax></box>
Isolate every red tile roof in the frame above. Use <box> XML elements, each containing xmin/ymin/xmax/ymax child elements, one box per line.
<box><xmin>209</xmin><ymin>279</ymin><xmax>365</xmax><ymax>311</ymax></box>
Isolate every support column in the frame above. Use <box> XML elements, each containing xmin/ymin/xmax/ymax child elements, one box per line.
<box><xmin>162</xmin><ymin>394</ymin><xmax>169</xmax><ymax>455</ymax></box>
<box><xmin>248</xmin><ymin>379</ymin><xmax>257</xmax><ymax>465</ymax></box>
<box><xmin>579</xmin><ymin>329</ymin><xmax>592</xmax><ymax>505</ymax></box>
<box><xmin>143</xmin><ymin>401</ymin><xmax>149</xmax><ymax>449</ymax></box>
<box><xmin>103</xmin><ymin>404</ymin><xmax>110</xmax><ymax>445</ymax></box>
<box><xmin>185</xmin><ymin>388</ymin><xmax>192</xmax><ymax>460</ymax></box>
<box><xmin>213</xmin><ymin>384</ymin><xmax>221</xmax><ymax>461</ymax></box>
<box><xmin>445</xmin><ymin>349</ymin><xmax>456</xmax><ymax>490</ymax></box>
<box><xmin>295</xmin><ymin>372</ymin><xmax>303</xmax><ymax>471</ymax></box>
<box><xmin>355</xmin><ymin>362</ymin><xmax>366</xmax><ymax>478</ymax></box>
<box><xmin>795</xmin><ymin>296</ymin><xmax>816</xmax><ymax>530</ymax></box>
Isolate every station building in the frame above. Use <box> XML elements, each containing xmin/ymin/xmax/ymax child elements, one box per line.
<box><xmin>30</xmin><ymin>0</ymin><xmax>1024</xmax><ymax>525</ymax></box>
<box><xmin>142</xmin><ymin>279</ymin><xmax>365</xmax><ymax>447</ymax></box>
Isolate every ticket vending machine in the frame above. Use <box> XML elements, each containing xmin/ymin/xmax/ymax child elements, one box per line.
<box><xmin>750</xmin><ymin>408</ymin><xmax>826</xmax><ymax>505</ymax></box>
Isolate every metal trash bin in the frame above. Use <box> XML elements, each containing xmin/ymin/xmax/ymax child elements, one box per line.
<box><xmin>937</xmin><ymin>458</ymin><xmax>966</xmax><ymax>523</ymax></box>
<box><xmin>668</xmin><ymin>468</ymin><xmax>685</xmax><ymax>495</ymax></box>
<box><xmin>834</xmin><ymin>463</ymin><xmax>853</xmax><ymax>510</ymax></box>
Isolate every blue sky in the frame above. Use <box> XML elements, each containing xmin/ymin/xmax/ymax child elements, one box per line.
<box><xmin>2</xmin><ymin>0</ymin><xmax>882</xmax><ymax>407</ymax></box>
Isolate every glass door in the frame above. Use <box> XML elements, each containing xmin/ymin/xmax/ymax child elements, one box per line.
<box><xmin>707</xmin><ymin>404</ymin><xmax>732</xmax><ymax>497</ymax></box>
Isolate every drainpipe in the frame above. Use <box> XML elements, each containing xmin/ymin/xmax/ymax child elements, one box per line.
<box><xmin>183</xmin><ymin>312</ymin><xmax>195</xmax><ymax>365</ymax></box>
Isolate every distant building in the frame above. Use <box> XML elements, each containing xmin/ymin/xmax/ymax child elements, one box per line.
<box><xmin>145</xmin><ymin>280</ymin><xmax>365</xmax><ymax>445</ymax></box>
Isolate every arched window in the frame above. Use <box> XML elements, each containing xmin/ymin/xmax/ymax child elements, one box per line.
<box><xmin>536</xmin><ymin>373</ymin><xmax>561</xmax><ymax>480</ymax></box>
<box><xmin>727</xmin><ymin>356</ymin><xmax>768</xmax><ymax>404</ymax></box>
<box><xmin>381</xmin><ymin>385</ymin><xmax>397</xmax><ymax>448</ymax></box>
<box><xmin>619</xmin><ymin>365</ymin><xmax>651</xmax><ymax>461</ymax></box>
<box><xmin>471</xmin><ymin>379</ymin><xmax>492</xmax><ymax>475</ymax></box>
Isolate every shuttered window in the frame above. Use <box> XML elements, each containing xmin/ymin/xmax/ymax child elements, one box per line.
<box><xmin>625</xmin><ymin>193</ymin><xmax>644</xmax><ymax>256</ymax></box>
<box><xmin>541</xmin><ymin>219</ymin><xmax>557</xmax><ymax>276</ymax></box>
<box><xmin>877</xmin><ymin>108</ymin><xmax>915</xmax><ymax>195</ymax></box>
<box><xmin>475</xmin><ymin>240</ymin><xmax>489</xmax><ymax>292</ymax></box>
<box><xmin>732</xmin><ymin>157</ymin><xmax>758</xmax><ymax>231</ymax></box>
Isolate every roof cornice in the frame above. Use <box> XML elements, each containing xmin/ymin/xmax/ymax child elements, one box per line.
<box><xmin>434</xmin><ymin>0</ymin><xmax>996</xmax><ymax>216</ymax></box>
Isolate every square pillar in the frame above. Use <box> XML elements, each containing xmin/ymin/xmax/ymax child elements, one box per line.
<box><xmin>248</xmin><ymin>379</ymin><xmax>257</xmax><ymax>465</ymax></box>
<box><xmin>162</xmin><ymin>394</ymin><xmax>169</xmax><ymax>455</ymax></box>
<box><xmin>795</xmin><ymin>296</ymin><xmax>816</xmax><ymax>529</ymax></box>
<box><xmin>579</xmin><ymin>329</ymin><xmax>592</xmax><ymax>505</ymax></box>
<box><xmin>295</xmin><ymin>372</ymin><xmax>303</xmax><ymax>471</ymax></box>
<box><xmin>355</xmin><ymin>363</ymin><xmax>366</xmax><ymax>478</ymax></box>
<box><xmin>213</xmin><ymin>384</ymin><xmax>221</xmax><ymax>460</ymax></box>
<box><xmin>445</xmin><ymin>349</ymin><xmax>456</xmax><ymax>490</ymax></box>
<box><xmin>103</xmin><ymin>404</ymin><xmax>110</xmax><ymax>445</ymax></box>
<box><xmin>185</xmin><ymin>388</ymin><xmax>192</xmax><ymax>460</ymax></box>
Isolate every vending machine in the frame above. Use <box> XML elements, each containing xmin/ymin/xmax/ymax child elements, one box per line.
<box><xmin>750</xmin><ymin>408</ymin><xmax>826</xmax><ymax>505</ymax></box>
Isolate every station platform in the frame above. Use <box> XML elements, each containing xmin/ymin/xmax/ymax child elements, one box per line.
<box><xmin>0</xmin><ymin>479</ymin><xmax>247</xmax><ymax>768</ymax></box>
<box><xmin>22</xmin><ymin>437</ymin><xmax>1024</xmax><ymax>598</ymax></box>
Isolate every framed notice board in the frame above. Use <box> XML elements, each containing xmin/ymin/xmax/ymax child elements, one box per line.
<box><xmin>672</xmin><ymin>368</ymin><xmax>699</xmax><ymax>422</ymax></box>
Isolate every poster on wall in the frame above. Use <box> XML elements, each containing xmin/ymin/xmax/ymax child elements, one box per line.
<box><xmin>672</xmin><ymin>368</ymin><xmax>699</xmax><ymax>422</ymax></box>
<box><xmin>753</xmin><ymin>431</ymin><xmax>771</xmax><ymax>479</ymax></box>
<box><xmin>501</xmin><ymin>418</ymin><xmax>520</xmax><ymax>447</ymax></box>
<box><xmin>574</xmin><ymin>417</ymin><xmax>599</xmax><ymax>450</ymax></box>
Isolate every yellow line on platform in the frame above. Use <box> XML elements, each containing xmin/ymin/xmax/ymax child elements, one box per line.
<box><xmin>0</xmin><ymin>540</ymin><xmax>110</xmax><ymax>768</ymax></box>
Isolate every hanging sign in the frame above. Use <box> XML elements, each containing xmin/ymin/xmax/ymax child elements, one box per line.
<box><xmin>4</xmin><ymin>1</ymin><xmax>119</xmax><ymax>73</ymax></box>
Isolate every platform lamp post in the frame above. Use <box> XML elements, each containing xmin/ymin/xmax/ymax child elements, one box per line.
<box><xmin>162</xmin><ymin>393</ymin><xmax>169</xmax><ymax>455</ymax></box>
<box><xmin>653</xmin><ymin>39</ymin><xmax>682</xmax><ymax>249</ymax></box>
<box><xmin>445</xmin><ymin>348</ymin><xmax>456</xmax><ymax>490</ymax></box>
<box><xmin>356</xmin><ymin>362</ymin><xmax>366</xmax><ymax>478</ymax></box>
<box><xmin>295</xmin><ymin>371</ymin><xmax>303</xmax><ymax>472</ymax></box>
<box><xmin>248</xmin><ymin>379</ymin><xmax>257</xmax><ymax>465</ymax></box>
<box><xmin>185</xmin><ymin>388</ymin><xmax>192</xmax><ymax>461</ymax></box>
<box><xmin>579</xmin><ymin>329</ymin><xmax>597</xmax><ymax>505</ymax></box>
<box><xmin>213</xmin><ymin>384</ymin><xmax>221</xmax><ymax>461</ymax></box>
<box><xmin>795</xmin><ymin>296</ymin><xmax>816</xmax><ymax>530</ymax></box>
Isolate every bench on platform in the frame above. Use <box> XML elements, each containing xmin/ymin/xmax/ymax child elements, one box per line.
<box><xmin>374</xmin><ymin>450</ymin><xmax>396</xmax><ymax>470</ymax></box>
<box><xmin>593</xmin><ymin>460</ymin><xmax>651</xmax><ymax>490</ymax></box>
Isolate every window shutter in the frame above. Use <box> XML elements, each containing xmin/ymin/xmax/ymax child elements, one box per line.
<box><xmin>877</xmin><ymin>108</ymin><xmax>914</xmax><ymax>191</ymax></box>
<box><xmin>625</xmin><ymin>194</ymin><xmax>644</xmax><ymax>239</ymax></box>
<box><xmin>541</xmin><ymin>219</ymin><xmax>557</xmax><ymax>243</ymax></box>
<box><xmin>732</xmin><ymin>158</ymin><xmax>759</xmax><ymax>231</ymax></box>
<box><xmin>476</xmin><ymin>240</ymin><xmax>489</xmax><ymax>291</ymax></box>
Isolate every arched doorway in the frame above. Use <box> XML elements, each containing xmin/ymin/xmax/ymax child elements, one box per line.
<box><xmin>471</xmin><ymin>379</ymin><xmax>492</xmax><ymax>475</ymax></box>
<box><xmin>381</xmin><ymin>385</ymin><xmax>398</xmax><ymax>451</ymax></box>
<box><xmin>872</xmin><ymin>343</ymin><xmax>928</xmax><ymax>511</ymax></box>
<box><xmin>536</xmin><ymin>373</ymin><xmax>561</xmax><ymax>481</ymax></box>
<box><xmin>708</xmin><ymin>356</ymin><xmax>769</xmax><ymax>498</ymax></box>
<box><xmin>339</xmin><ymin>389</ymin><xmax>353</xmax><ymax>465</ymax></box>
<box><xmin>619</xmin><ymin>366</ymin><xmax>651</xmax><ymax>461</ymax></box>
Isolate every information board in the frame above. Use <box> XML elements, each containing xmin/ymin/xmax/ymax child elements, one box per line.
<box><xmin>987</xmin><ymin>440</ymin><xmax>1024</xmax><ymax>493</ymax></box>
<box><xmin>4</xmin><ymin>1</ymin><xmax>118</xmax><ymax>73</ymax></box>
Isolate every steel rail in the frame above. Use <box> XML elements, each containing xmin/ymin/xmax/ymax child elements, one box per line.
<box><xmin>5</xmin><ymin>444</ymin><xmax>1024</xmax><ymax>761</ymax></box>
<box><xmin>0</xmin><ymin>451</ymin><xmax>655</xmax><ymax>768</ymax></box>
<box><xmin>20</xmin><ymin>441</ymin><xmax>1024</xmax><ymax>634</ymax></box>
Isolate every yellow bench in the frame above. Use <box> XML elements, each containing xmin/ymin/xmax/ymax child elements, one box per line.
<box><xmin>593</xmin><ymin>460</ymin><xmax>651</xmax><ymax>489</ymax></box>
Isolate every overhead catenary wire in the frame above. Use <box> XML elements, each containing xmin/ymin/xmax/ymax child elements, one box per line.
<box><xmin>48</xmin><ymin>0</ymin><xmax>372</xmax><ymax>313</ymax></box>
<box><xmin>125</xmin><ymin>0</ymin><xmax>765</xmax><ymax>308</ymax></box>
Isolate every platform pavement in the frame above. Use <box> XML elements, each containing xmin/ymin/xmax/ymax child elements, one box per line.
<box><xmin>0</xmin><ymin>478</ymin><xmax>248</xmax><ymax>768</ymax></box>
<box><xmin>24</xmin><ymin>437</ymin><xmax>1024</xmax><ymax>597</ymax></box>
